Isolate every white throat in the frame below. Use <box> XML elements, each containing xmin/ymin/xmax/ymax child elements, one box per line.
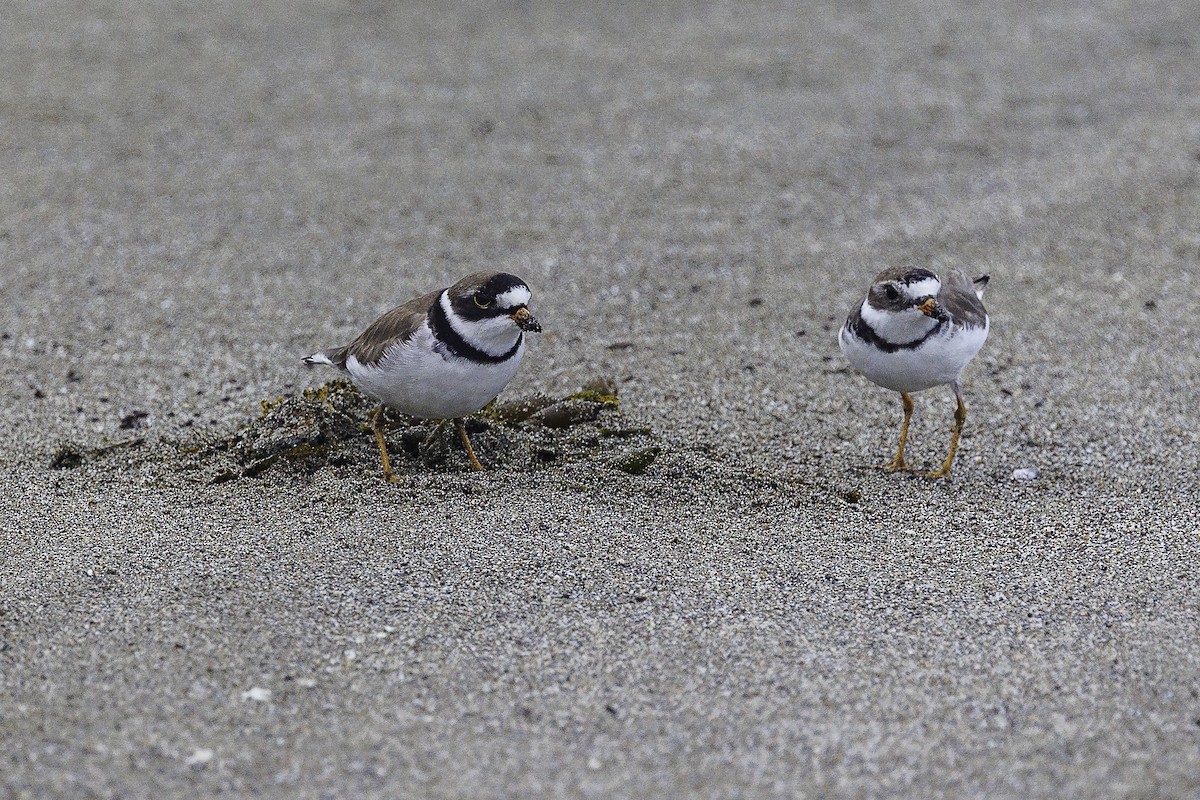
<box><xmin>860</xmin><ymin>301</ymin><xmax>939</xmax><ymax>345</ymax></box>
<box><xmin>440</xmin><ymin>291</ymin><xmax>523</xmax><ymax>357</ymax></box>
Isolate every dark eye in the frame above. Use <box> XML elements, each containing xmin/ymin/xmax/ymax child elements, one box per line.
<box><xmin>473</xmin><ymin>294</ymin><xmax>492</xmax><ymax>309</ymax></box>
<box><xmin>883</xmin><ymin>284</ymin><xmax>900</xmax><ymax>302</ymax></box>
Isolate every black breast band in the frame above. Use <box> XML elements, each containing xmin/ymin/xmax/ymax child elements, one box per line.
<box><xmin>429</xmin><ymin>296</ymin><xmax>522</xmax><ymax>364</ymax></box>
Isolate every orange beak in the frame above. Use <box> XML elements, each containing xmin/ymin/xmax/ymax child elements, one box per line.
<box><xmin>917</xmin><ymin>297</ymin><xmax>938</xmax><ymax>317</ymax></box>
<box><xmin>510</xmin><ymin>307</ymin><xmax>542</xmax><ymax>332</ymax></box>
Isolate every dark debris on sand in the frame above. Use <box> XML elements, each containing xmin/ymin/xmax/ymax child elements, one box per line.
<box><xmin>48</xmin><ymin>437</ymin><xmax>145</xmax><ymax>470</ymax></box>
<box><xmin>42</xmin><ymin>378</ymin><xmax>831</xmax><ymax>510</ymax></box>
<box><xmin>201</xmin><ymin>377</ymin><xmax>660</xmax><ymax>483</ymax></box>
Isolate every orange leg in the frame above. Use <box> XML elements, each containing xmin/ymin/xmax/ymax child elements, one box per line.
<box><xmin>371</xmin><ymin>404</ymin><xmax>400</xmax><ymax>484</ymax></box>
<box><xmin>877</xmin><ymin>391</ymin><xmax>915</xmax><ymax>472</ymax></box>
<box><xmin>455</xmin><ymin>418</ymin><xmax>484</xmax><ymax>472</ymax></box>
<box><xmin>925</xmin><ymin>382</ymin><xmax>967</xmax><ymax>480</ymax></box>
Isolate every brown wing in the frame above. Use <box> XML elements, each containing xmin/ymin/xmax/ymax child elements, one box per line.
<box><xmin>937</xmin><ymin>269</ymin><xmax>989</xmax><ymax>328</ymax></box>
<box><xmin>335</xmin><ymin>289</ymin><xmax>441</xmax><ymax>367</ymax></box>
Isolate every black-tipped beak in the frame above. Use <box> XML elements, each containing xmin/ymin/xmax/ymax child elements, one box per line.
<box><xmin>916</xmin><ymin>297</ymin><xmax>942</xmax><ymax>318</ymax></box>
<box><xmin>510</xmin><ymin>307</ymin><xmax>542</xmax><ymax>332</ymax></box>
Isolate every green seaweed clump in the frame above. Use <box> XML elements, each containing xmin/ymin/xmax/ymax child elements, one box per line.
<box><xmin>613</xmin><ymin>446</ymin><xmax>661</xmax><ymax>475</ymax></box>
<box><xmin>211</xmin><ymin>378</ymin><xmax>374</xmax><ymax>482</ymax></box>
<box><xmin>565</xmin><ymin>376</ymin><xmax>619</xmax><ymax>406</ymax></box>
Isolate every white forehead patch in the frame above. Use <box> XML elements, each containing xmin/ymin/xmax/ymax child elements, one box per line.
<box><xmin>902</xmin><ymin>277</ymin><xmax>941</xmax><ymax>300</ymax></box>
<box><xmin>494</xmin><ymin>285</ymin><xmax>531</xmax><ymax>310</ymax></box>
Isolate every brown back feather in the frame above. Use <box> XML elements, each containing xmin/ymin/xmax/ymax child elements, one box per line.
<box><xmin>938</xmin><ymin>269</ymin><xmax>988</xmax><ymax>328</ymax></box>
<box><xmin>339</xmin><ymin>289</ymin><xmax>441</xmax><ymax>367</ymax></box>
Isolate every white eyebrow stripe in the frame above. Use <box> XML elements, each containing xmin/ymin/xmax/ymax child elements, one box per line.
<box><xmin>494</xmin><ymin>286</ymin><xmax>531</xmax><ymax>309</ymax></box>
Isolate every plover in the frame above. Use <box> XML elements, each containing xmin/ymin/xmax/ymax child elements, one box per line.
<box><xmin>838</xmin><ymin>266</ymin><xmax>989</xmax><ymax>479</ymax></box>
<box><xmin>304</xmin><ymin>271</ymin><xmax>542</xmax><ymax>482</ymax></box>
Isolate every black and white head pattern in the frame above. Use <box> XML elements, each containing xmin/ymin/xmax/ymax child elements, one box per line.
<box><xmin>857</xmin><ymin>267</ymin><xmax>943</xmax><ymax>346</ymax></box>
<box><xmin>865</xmin><ymin>267</ymin><xmax>941</xmax><ymax>314</ymax></box>
<box><xmin>432</xmin><ymin>271</ymin><xmax>541</xmax><ymax>362</ymax></box>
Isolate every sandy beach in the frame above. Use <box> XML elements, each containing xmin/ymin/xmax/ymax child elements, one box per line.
<box><xmin>3</xmin><ymin>1</ymin><xmax>1199</xmax><ymax>797</ymax></box>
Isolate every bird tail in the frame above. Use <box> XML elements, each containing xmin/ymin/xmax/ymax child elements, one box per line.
<box><xmin>972</xmin><ymin>274</ymin><xmax>990</xmax><ymax>299</ymax></box>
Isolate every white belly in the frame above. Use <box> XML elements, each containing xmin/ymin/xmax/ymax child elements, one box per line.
<box><xmin>838</xmin><ymin>321</ymin><xmax>988</xmax><ymax>393</ymax></box>
<box><xmin>346</xmin><ymin>327</ymin><xmax>525</xmax><ymax>419</ymax></box>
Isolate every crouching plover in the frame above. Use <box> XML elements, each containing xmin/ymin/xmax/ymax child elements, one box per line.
<box><xmin>838</xmin><ymin>266</ymin><xmax>989</xmax><ymax>479</ymax></box>
<box><xmin>304</xmin><ymin>271</ymin><xmax>542</xmax><ymax>482</ymax></box>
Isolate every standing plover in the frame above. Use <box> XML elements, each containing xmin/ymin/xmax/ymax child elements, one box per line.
<box><xmin>838</xmin><ymin>266</ymin><xmax>989</xmax><ymax>479</ymax></box>
<box><xmin>304</xmin><ymin>271</ymin><xmax>542</xmax><ymax>482</ymax></box>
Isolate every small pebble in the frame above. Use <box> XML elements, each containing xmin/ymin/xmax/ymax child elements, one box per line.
<box><xmin>1011</xmin><ymin>467</ymin><xmax>1040</xmax><ymax>481</ymax></box>
<box><xmin>241</xmin><ymin>686</ymin><xmax>271</xmax><ymax>702</ymax></box>
<box><xmin>186</xmin><ymin>748</ymin><xmax>214</xmax><ymax>766</ymax></box>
